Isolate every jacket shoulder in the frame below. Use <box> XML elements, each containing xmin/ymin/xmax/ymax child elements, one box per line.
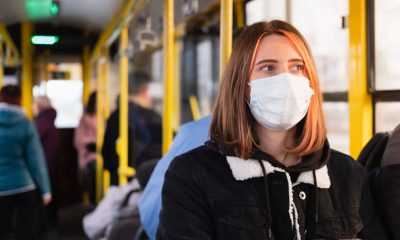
<box><xmin>328</xmin><ymin>149</ymin><xmax>367</xmax><ymax>181</ymax></box>
<box><xmin>172</xmin><ymin>145</ymin><xmax>222</xmax><ymax>167</ymax></box>
<box><xmin>168</xmin><ymin>145</ymin><xmax>225</xmax><ymax>178</ymax></box>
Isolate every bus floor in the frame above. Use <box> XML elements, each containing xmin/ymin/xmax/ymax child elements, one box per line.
<box><xmin>44</xmin><ymin>204</ymin><xmax>90</xmax><ymax>240</ymax></box>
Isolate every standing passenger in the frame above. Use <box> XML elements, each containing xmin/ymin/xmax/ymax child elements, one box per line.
<box><xmin>74</xmin><ymin>92</ymin><xmax>97</xmax><ymax>205</ymax></box>
<box><xmin>102</xmin><ymin>72</ymin><xmax>162</xmax><ymax>186</ymax></box>
<box><xmin>0</xmin><ymin>85</ymin><xmax>52</xmax><ymax>239</ymax></box>
<box><xmin>157</xmin><ymin>21</ymin><xmax>386</xmax><ymax>239</ymax></box>
<box><xmin>34</xmin><ymin>96</ymin><xmax>60</xmax><ymax>229</ymax></box>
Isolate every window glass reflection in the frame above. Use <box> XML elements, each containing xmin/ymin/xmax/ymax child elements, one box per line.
<box><xmin>323</xmin><ymin>102</ymin><xmax>349</xmax><ymax>154</ymax></box>
<box><xmin>375</xmin><ymin>102</ymin><xmax>400</xmax><ymax>132</ymax></box>
<box><xmin>245</xmin><ymin>0</ymin><xmax>286</xmax><ymax>25</ymax></box>
<box><xmin>375</xmin><ymin>0</ymin><xmax>400</xmax><ymax>90</ymax></box>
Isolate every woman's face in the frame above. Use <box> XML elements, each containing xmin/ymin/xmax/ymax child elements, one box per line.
<box><xmin>249</xmin><ymin>34</ymin><xmax>305</xmax><ymax>81</ymax></box>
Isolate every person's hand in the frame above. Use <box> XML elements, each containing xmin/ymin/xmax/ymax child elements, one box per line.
<box><xmin>42</xmin><ymin>194</ymin><xmax>52</xmax><ymax>205</ymax></box>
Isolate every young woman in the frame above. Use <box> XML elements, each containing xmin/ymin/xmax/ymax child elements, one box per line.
<box><xmin>157</xmin><ymin>20</ymin><xmax>386</xmax><ymax>239</ymax></box>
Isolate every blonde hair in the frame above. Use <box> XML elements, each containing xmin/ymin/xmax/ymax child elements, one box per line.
<box><xmin>210</xmin><ymin>20</ymin><xmax>326</xmax><ymax>159</ymax></box>
<box><xmin>35</xmin><ymin>96</ymin><xmax>52</xmax><ymax>113</ymax></box>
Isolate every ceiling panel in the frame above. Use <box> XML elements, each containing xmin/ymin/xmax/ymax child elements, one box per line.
<box><xmin>0</xmin><ymin>0</ymin><xmax>124</xmax><ymax>31</ymax></box>
<box><xmin>57</xmin><ymin>0</ymin><xmax>124</xmax><ymax>30</ymax></box>
<box><xmin>0</xmin><ymin>0</ymin><xmax>31</xmax><ymax>24</ymax></box>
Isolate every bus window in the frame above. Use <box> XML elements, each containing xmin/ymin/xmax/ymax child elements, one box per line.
<box><xmin>375</xmin><ymin>102</ymin><xmax>400</xmax><ymax>132</ymax></box>
<box><xmin>375</xmin><ymin>0</ymin><xmax>400</xmax><ymax>90</ymax></box>
<box><xmin>46</xmin><ymin>80</ymin><xmax>83</xmax><ymax>128</ymax></box>
<box><xmin>323</xmin><ymin>102</ymin><xmax>349</xmax><ymax>154</ymax></box>
<box><xmin>245</xmin><ymin>0</ymin><xmax>287</xmax><ymax>25</ymax></box>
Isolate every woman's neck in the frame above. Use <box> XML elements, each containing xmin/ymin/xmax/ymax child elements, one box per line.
<box><xmin>256</xmin><ymin>124</ymin><xmax>299</xmax><ymax>167</ymax></box>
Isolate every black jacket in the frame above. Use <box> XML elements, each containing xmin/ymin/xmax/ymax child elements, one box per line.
<box><xmin>102</xmin><ymin>102</ymin><xmax>162</xmax><ymax>185</ymax></box>
<box><xmin>378</xmin><ymin>124</ymin><xmax>400</xmax><ymax>240</ymax></box>
<box><xmin>157</xmin><ymin>141</ymin><xmax>386</xmax><ymax>240</ymax></box>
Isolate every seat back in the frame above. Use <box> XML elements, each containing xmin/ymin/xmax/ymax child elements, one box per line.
<box><xmin>357</xmin><ymin>132</ymin><xmax>390</xmax><ymax>171</ymax></box>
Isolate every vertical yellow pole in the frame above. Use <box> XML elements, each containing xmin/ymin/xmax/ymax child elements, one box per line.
<box><xmin>162</xmin><ymin>0</ymin><xmax>175</xmax><ymax>154</ymax></box>
<box><xmin>234</xmin><ymin>0</ymin><xmax>245</xmax><ymax>28</ymax></box>
<box><xmin>119</xmin><ymin>25</ymin><xmax>130</xmax><ymax>185</ymax></box>
<box><xmin>103</xmin><ymin>48</ymin><xmax>110</xmax><ymax>118</ymax></box>
<box><xmin>348</xmin><ymin>0</ymin><xmax>372</xmax><ymax>158</ymax></box>
<box><xmin>22</xmin><ymin>22</ymin><xmax>33</xmax><ymax>118</ymax></box>
<box><xmin>82</xmin><ymin>45</ymin><xmax>92</xmax><ymax>105</ymax></box>
<box><xmin>96</xmin><ymin>60</ymin><xmax>105</xmax><ymax>202</ymax></box>
<box><xmin>102</xmin><ymin>48</ymin><xmax>111</xmax><ymax>191</ymax></box>
<box><xmin>172</xmin><ymin>40</ymin><xmax>181</xmax><ymax>132</ymax></box>
<box><xmin>220</xmin><ymin>0</ymin><xmax>233</xmax><ymax>79</ymax></box>
<box><xmin>189</xmin><ymin>95</ymin><xmax>201</xmax><ymax>120</ymax></box>
<box><xmin>82</xmin><ymin>47</ymin><xmax>90</xmax><ymax>204</ymax></box>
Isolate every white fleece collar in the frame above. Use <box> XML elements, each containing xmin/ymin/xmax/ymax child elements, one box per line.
<box><xmin>226</xmin><ymin>156</ymin><xmax>331</xmax><ymax>189</ymax></box>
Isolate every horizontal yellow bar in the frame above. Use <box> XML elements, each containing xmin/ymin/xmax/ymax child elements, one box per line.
<box><xmin>0</xmin><ymin>23</ymin><xmax>20</xmax><ymax>60</ymax></box>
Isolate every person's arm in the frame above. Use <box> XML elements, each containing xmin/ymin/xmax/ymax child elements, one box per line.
<box><xmin>74</xmin><ymin>117</ymin><xmax>96</xmax><ymax>152</ymax></box>
<box><xmin>24</xmin><ymin>120</ymin><xmax>52</xmax><ymax>204</ymax></box>
<box><xmin>102</xmin><ymin>112</ymin><xmax>119</xmax><ymax>173</ymax></box>
<box><xmin>357</xmin><ymin>168</ymin><xmax>387</xmax><ymax>239</ymax></box>
<box><xmin>157</xmin><ymin>155</ymin><xmax>214</xmax><ymax>240</ymax></box>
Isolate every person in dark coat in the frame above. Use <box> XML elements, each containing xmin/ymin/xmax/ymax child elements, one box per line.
<box><xmin>157</xmin><ymin>21</ymin><xmax>386</xmax><ymax>240</ymax></box>
<box><xmin>34</xmin><ymin>96</ymin><xmax>60</xmax><ymax>188</ymax></box>
<box><xmin>34</xmin><ymin>96</ymin><xmax>60</xmax><ymax>229</ymax></box>
<box><xmin>377</xmin><ymin>124</ymin><xmax>400</xmax><ymax>240</ymax></box>
<box><xmin>102</xmin><ymin>71</ymin><xmax>162</xmax><ymax>186</ymax></box>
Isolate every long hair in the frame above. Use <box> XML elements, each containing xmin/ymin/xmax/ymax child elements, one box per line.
<box><xmin>35</xmin><ymin>96</ymin><xmax>52</xmax><ymax>113</ymax></box>
<box><xmin>210</xmin><ymin>20</ymin><xmax>326</xmax><ymax>159</ymax></box>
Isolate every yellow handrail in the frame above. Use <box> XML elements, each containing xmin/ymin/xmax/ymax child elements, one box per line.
<box><xmin>234</xmin><ymin>0</ymin><xmax>245</xmax><ymax>28</ymax></box>
<box><xmin>103</xmin><ymin>169</ymin><xmax>110</xmax><ymax>194</ymax></box>
<box><xmin>95</xmin><ymin>55</ymin><xmax>106</xmax><ymax>202</ymax></box>
<box><xmin>348</xmin><ymin>0</ymin><xmax>372</xmax><ymax>158</ymax></box>
<box><xmin>82</xmin><ymin>45</ymin><xmax>92</xmax><ymax>105</ymax></box>
<box><xmin>189</xmin><ymin>95</ymin><xmax>201</xmax><ymax>121</ymax></box>
<box><xmin>90</xmin><ymin>0</ymin><xmax>135</xmax><ymax>62</ymax></box>
<box><xmin>118</xmin><ymin>25</ymin><xmax>135</xmax><ymax>185</ymax></box>
<box><xmin>21</xmin><ymin>22</ymin><xmax>33</xmax><ymax>119</ymax></box>
<box><xmin>0</xmin><ymin>23</ymin><xmax>20</xmax><ymax>63</ymax></box>
<box><xmin>219</xmin><ymin>0</ymin><xmax>233</xmax><ymax>79</ymax></box>
<box><xmin>172</xmin><ymin>39</ymin><xmax>181</xmax><ymax>133</ymax></box>
<box><xmin>162</xmin><ymin>0</ymin><xmax>175</xmax><ymax>154</ymax></box>
<box><xmin>103</xmin><ymin>47</ymin><xmax>110</xmax><ymax>119</ymax></box>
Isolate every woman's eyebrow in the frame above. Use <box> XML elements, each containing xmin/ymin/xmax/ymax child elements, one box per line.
<box><xmin>288</xmin><ymin>59</ymin><xmax>304</xmax><ymax>63</ymax></box>
<box><xmin>255</xmin><ymin>59</ymin><xmax>278</xmax><ymax>66</ymax></box>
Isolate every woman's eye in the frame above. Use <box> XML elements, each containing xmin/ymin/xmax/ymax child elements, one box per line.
<box><xmin>261</xmin><ymin>65</ymin><xmax>273</xmax><ymax>72</ymax></box>
<box><xmin>291</xmin><ymin>64</ymin><xmax>304</xmax><ymax>72</ymax></box>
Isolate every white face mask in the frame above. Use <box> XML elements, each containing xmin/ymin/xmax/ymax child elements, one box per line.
<box><xmin>248</xmin><ymin>73</ymin><xmax>314</xmax><ymax>131</ymax></box>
